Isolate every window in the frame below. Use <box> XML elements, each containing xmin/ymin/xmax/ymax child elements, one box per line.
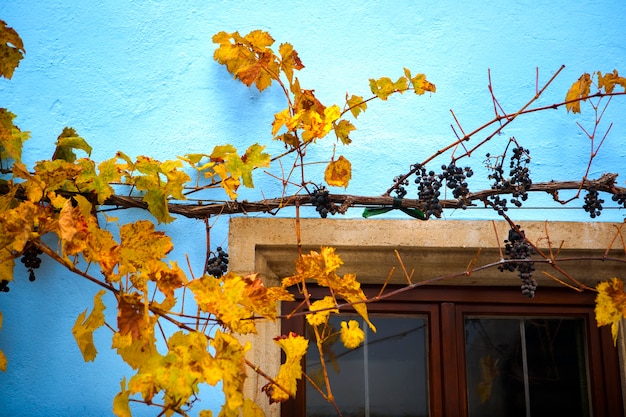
<box><xmin>227</xmin><ymin>217</ymin><xmax>626</xmax><ymax>416</ymax></box>
<box><xmin>281</xmin><ymin>286</ymin><xmax>623</xmax><ymax>417</ymax></box>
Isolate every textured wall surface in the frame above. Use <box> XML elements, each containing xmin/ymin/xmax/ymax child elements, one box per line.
<box><xmin>1</xmin><ymin>1</ymin><xmax>626</xmax><ymax>415</ymax></box>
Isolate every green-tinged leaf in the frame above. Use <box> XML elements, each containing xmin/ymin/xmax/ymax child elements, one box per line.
<box><xmin>52</xmin><ymin>127</ymin><xmax>92</xmax><ymax>162</ymax></box>
<box><xmin>0</xmin><ymin>248</ymin><xmax>15</xmax><ymax>283</ymax></box>
<box><xmin>279</xmin><ymin>42</ymin><xmax>304</xmax><ymax>83</ymax></box>
<box><xmin>565</xmin><ymin>73</ymin><xmax>592</xmax><ymax>113</ymax></box>
<box><xmin>72</xmin><ymin>290</ymin><xmax>107</xmax><ymax>362</ymax></box>
<box><xmin>241</xmin><ymin>143</ymin><xmax>270</xmax><ymax>188</ymax></box>
<box><xmin>369</xmin><ymin>76</ymin><xmax>408</xmax><ymax>100</ymax></box>
<box><xmin>0</xmin><ymin>20</ymin><xmax>25</xmax><ymax>79</ymax></box>
<box><xmin>0</xmin><ymin>108</ymin><xmax>29</xmax><ymax>163</ymax></box>
<box><xmin>334</xmin><ymin>119</ymin><xmax>356</xmax><ymax>145</ymax></box>
<box><xmin>346</xmin><ymin>94</ymin><xmax>367</xmax><ymax>118</ymax></box>
<box><xmin>112</xmin><ymin>378</ymin><xmax>132</xmax><ymax>417</ymax></box>
<box><xmin>404</xmin><ymin>68</ymin><xmax>436</xmax><ymax>95</ymax></box>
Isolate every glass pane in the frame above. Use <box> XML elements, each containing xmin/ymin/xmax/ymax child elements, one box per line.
<box><xmin>525</xmin><ymin>318</ymin><xmax>590</xmax><ymax>417</ymax></box>
<box><xmin>465</xmin><ymin>318</ymin><xmax>526</xmax><ymax>417</ymax></box>
<box><xmin>464</xmin><ymin>317</ymin><xmax>590</xmax><ymax>417</ymax></box>
<box><xmin>306</xmin><ymin>314</ymin><xmax>429</xmax><ymax>417</ymax></box>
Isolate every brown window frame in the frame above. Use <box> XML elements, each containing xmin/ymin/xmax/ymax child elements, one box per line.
<box><xmin>281</xmin><ymin>285</ymin><xmax>623</xmax><ymax>417</ymax></box>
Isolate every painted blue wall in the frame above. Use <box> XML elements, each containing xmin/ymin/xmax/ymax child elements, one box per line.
<box><xmin>1</xmin><ymin>1</ymin><xmax>626</xmax><ymax>416</ymax></box>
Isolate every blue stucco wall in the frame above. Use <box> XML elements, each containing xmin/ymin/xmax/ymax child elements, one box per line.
<box><xmin>1</xmin><ymin>1</ymin><xmax>626</xmax><ymax>416</ymax></box>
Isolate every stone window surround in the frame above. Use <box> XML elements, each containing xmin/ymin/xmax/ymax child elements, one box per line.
<box><xmin>228</xmin><ymin>217</ymin><xmax>626</xmax><ymax>416</ymax></box>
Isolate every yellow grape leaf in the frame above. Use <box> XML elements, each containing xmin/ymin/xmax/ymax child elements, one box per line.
<box><xmin>112</xmin><ymin>331</ymin><xmax>158</xmax><ymax>370</ymax></box>
<box><xmin>598</xmin><ymin>70</ymin><xmax>626</xmax><ymax>94</ymax></box>
<box><xmin>211</xmin><ymin>330</ymin><xmax>250</xmax><ymax>412</ymax></box>
<box><xmin>369</xmin><ymin>75</ymin><xmax>408</xmax><ymax>100</ymax></box>
<box><xmin>334</xmin><ymin>119</ymin><xmax>356</xmax><ymax>145</ymax></box>
<box><xmin>240</xmin><ymin>273</ymin><xmax>294</xmax><ymax>319</ymax></box>
<box><xmin>0</xmin><ymin>108</ymin><xmax>29</xmax><ymax>162</ymax></box>
<box><xmin>112</xmin><ymin>377</ymin><xmax>132</xmax><ymax>417</ymax></box>
<box><xmin>72</xmin><ymin>289</ymin><xmax>107</xmax><ymax>362</ymax></box>
<box><xmin>0</xmin><ymin>248</ymin><xmax>15</xmax><ymax>284</ymax></box>
<box><xmin>307</xmin><ymin>296</ymin><xmax>338</xmax><ymax>327</ymax></box>
<box><xmin>58</xmin><ymin>199</ymin><xmax>79</xmax><ymax>242</ymax></box>
<box><xmin>279</xmin><ymin>42</ymin><xmax>304</xmax><ymax>84</ymax></box>
<box><xmin>346</xmin><ymin>94</ymin><xmax>367</xmax><ymax>118</ymax></box>
<box><xmin>213</xmin><ymin>30</ymin><xmax>279</xmax><ymax>91</ymax></box>
<box><xmin>0</xmin><ymin>200</ymin><xmax>47</xmax><ymax>253</ymax></box>
<box><xmin>129</xmin><ymin>331</ymin><xmax>220</xmax><ymax>410</ymax></box>
<box><xmin>212</xmin><ymin>163</ymin><xmax>241</xmax><ymax>200</ymax></box>
<box><xmin>151</xmin><ymin>260</ymin><xmax>187</xmax><ymax>308</ymax></box>
<box><xmin>324</xmin><ymin>155</ymin><xmax>352</xmax><ymax>188</ymax></box>
<box><xmin>0</xmin><ymin>20</ymin><xmax>25</xmax><ymax>79</ymax></box>
<box><xmin>240</xmin><ymin>143</ymin><xmax>271</xmax><ymax>188</ymax></box>
<box><xmin>188</xmin><ymin>272</ymin><xmax>257</xmax><ymax>334</ymax></box>
<box><xmin>241</xmin><ymin>399</ymin><xmax>265</xmax><ymax>417</ymax></box>
<box><xmin>565</xmin><ymin>73</ymin><xmax>592</xmax><ymax>113</ymax></box>
<box><xmin>282</xmin><ymin>246</ymin><xmax>343</xmax><ymax>287</ymax></box>
<box><xmin>404</xmin><ymin>68</ymin><xmax>436</xmax><ymax>95</ymax></box>
<box><xmin>199</xmin><ymin>411</ymin><xmax>213</xmax><ymax>417</ymax></box>
<box><xmin>51</xmin><ymin>127</ymin><xmax>92</xmax><ymax>162</ymax></box>
<box><xmin>595</xmin><ymin>277</ymin><xmax>626</xmax><ymax>344</ymax></box>
<box><xmin>118</xmin><ymin>220</ymin><xmax>173</xmax><ymax>277</ymax></box>
<box><xmin>143</xmin><ymin>188</ymin><xmax>175</xmax><ymax>224</ymax></box>
<box><xmin>75</xmin><ymin>157</ymin><xmax>120</xmax><ymax>204</ymax></box>
<box><xmin>263</xmin><ymin>332</ymin><xmax>308</xmax><ymax>403</ymax></box>
<box><xmin>334</xmin><ymin>272</ymin><xmax>375</xmax><ymax>332</ymax></box>
<box><xmin>340</xmin><ymin>319</ymin><xmax>365</xmax><ymax>349</ymax></box>
<box><xmin>271</xmin><ymin>108</ymin><xmax>291</xmax><ymax>136</ymax></box>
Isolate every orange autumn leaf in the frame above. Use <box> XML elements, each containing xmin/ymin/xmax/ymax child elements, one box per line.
<box><xmin>565</xmin><ymin>73</ymin><xmax>592</xmax><ymax>113</ymax></box>
<box><xmin>324</xmin><ymin>155</ymin><xmax>352</xmax><ymax>188</ymax></box>
<box><xmin>117</xmin><ymin>292</ymin><xmax>150</xmax><ymax>341</ymax></box>
<box><xmin>598</xmin><ymin>69</ymin><xmax>626</xmax><ymax>94</ymax></box>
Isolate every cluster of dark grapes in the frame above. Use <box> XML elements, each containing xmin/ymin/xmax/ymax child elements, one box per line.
<box><xmin>392</xmin><ymin>175</ymin><xmax>409</xmax><ymax>198</ymax></box>
<box><xmin>206</xmin><ymin>247</ymin><xmax>229</xmax><ymax>277</ymax></box>
<box><xmin>612</xmin><ymin>190</ymin><xmax>626</xmax><ymax>208</ymax></box>
<box><xmin>309</xmin><ymin>185</ymin><xmax>337</xmax><ymax>218</ymax></box>
<box><xmin>583</xmin><ymin>187</ymin><xmax>604</xmax><ymax>218</ymax></box>
<box><xmin>413</xmin><ymin>162</ymin><xmax>473</xmax><ymax>218</ymax></box>
<box><xmin>0</xmin><ymin>279</ymin><xmax>9</xmax><ymax>293</ymax></box>
<box><xmin>498</xmin><ymin>226</ymin><xmax>537</xmax><ymax>297</ymax></box>
<box><xmin>486</xmin><ymin>146</ymin><xmax>532</xmax><ymax>215</ymax></box>
<box><xmin>21</xmin><ymin>244</ymin><xmax>43</xmax><ymax>282</ymax></box>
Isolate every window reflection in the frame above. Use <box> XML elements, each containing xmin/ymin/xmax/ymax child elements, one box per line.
<box><xmin>306</xmin><ymin>314</ymin><xmax>429</xmax><ymax>417</ymax></box>
<box><xmin>464</xmin><ymin>317</ymin><xmax>590</xmax><ymax>417</ymax></box>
